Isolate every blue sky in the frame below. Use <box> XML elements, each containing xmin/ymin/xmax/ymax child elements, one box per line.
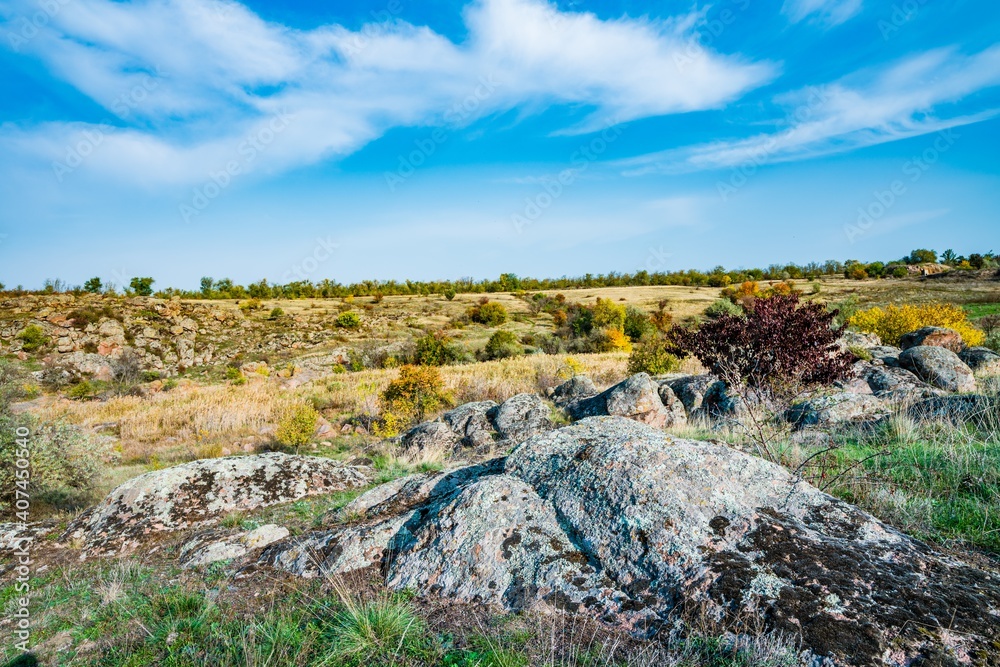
<box><xmin>0</xmin><ymin>0</ymin><xmax>998</xmax><ymax>289</ymax></box>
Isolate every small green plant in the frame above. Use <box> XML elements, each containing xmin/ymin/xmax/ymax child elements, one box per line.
<box><xmin>380</xmin><ymin>365</ymin><xmax>451</xmax><ymax>430</ymax></box>
<box><xmin>336</xmin><ymin>311</ymin><xmax>362</xmax><ymax>329</ymax></box>
<box><xmin>705</xmin><ymin>298</ymin><xmax>743</xmax><ymax>319</ymax></box>
<box><xmin>413</xmin><ymin>333</ymin><xmax>458</xmax><ymax>366</ymax></box>
<box><xmin>848</xmin><ymin>345</ymin><xmax>873</xmax><ymax>361</ymax></box>
<box><xmin>322</xmin><ymin>593</ymin><xmax>428</xmax><ymax>666</ymax></box>
<box><xmin>269</xmin><ymin>307</ymin><xmax>285</xmax><ymax>319</ymax></box>
<box><xmin>468</xmin><ymin>301</ymin><xmax>508</xmax><ymax>326</ymax></box>
<box><xmin>16</xmin><ymin>325</ymin><xmax>49</xmax><ymax>352</ymax></box>
<box><xmin>275</xmin><ymin>403</ymin><xmax>319</xmax><ymax>447</ymax></box>
<box><xmin>67</xmin><ymin>380</ymin><xmax>95</xmax><ymax>400</ymax></box>
<box><xmin>443</xmin><ymin>288</ymin><xmax>456</xmax><ymax>301</ymax></box>
<box><xmin>482</xmin><ymin>330</ymin><xmax>523</xmax><ymax>360</ymax></box>
<box><xmin>627</xmin><ymin>338</ymin><xmax>681</xmax><ymax>376</ymax></box>
<box><xmin>225</xmin><ymin>366</ymin><xmax>246</xmax><ymax>385</ymax></box>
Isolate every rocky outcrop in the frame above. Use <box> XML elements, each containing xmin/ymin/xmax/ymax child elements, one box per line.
<box><xmin>959</xmin><ymin>347</ymin><xmax>1000</xmax><ymax>376</ymax></box>
<box><xmin>866</xmin><ymin>345</ymin><xmax>901</xmax><ymax>367</ymax></box>
<box><xmin>488</xmin><ymin>393</ymin><xmax>553</xmax><ymax>445</ymax></box>
<box><xmin>402</xmin><ymin>421</ymin><xmax>460</xmax><ymax>451</ymax></box>
<box><xmin>908</xmin><ymin>395</ymin><xmax>999</xmax><ymax>427</ymax></box>
<box><xmin>442</xmin><ymin>401</ymin><xmax>497</xmax><ymax>449</ymax></box>
<box><xmin>899</xmin><ymin>326</ymin><xmax>964</xmax><ymax>353</ymax></box>
<box><xmin>787</xmin><ymin>392</ymin><xmax>888</xmax><ymax>427</ymax></box>
<box><xmin>861</xmin><ymin>364</ymin><xmax>944</xmax><ymax>402</ymax></box>
<box><xmin>180</xmin><ymin>524</ymin><xmax>289</xmax><ymax>569</ymax></box>
<box><xmin>262</xmin><ymin>417</ymin><xmax>1000</xmax><ymax>665</ymax></box>
<box><xmin>565</xmin><ymin>373</ymin><xmax>679</xmax><ymax>427</ymax></box>
<box><xmin>550</xmin><ymin>375</ymin><xmax>598</xmax><ymax>408</ymax></box>
<box><xmin>62</xmin><ymin>453</ymin><xmax>369</xmax><ymax>556</ymax></box>
<box><xmin>399</xmin><ymin>394</ymin><xmax>552</xmax><ymax>453</ymax></box>
<box><xmin>663</xmin><ymin>374</ymin><xmax>718</xmax><ymax>415</ymax></box>
<box><xmin>899</xmin><ymin>346</ymin><xmax>977</xmax><ymax>393</ymax></box>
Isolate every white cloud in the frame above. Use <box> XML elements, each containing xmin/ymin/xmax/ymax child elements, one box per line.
<box><xmin>781</xmin><ymin>0</ymin><xmax>863</xmax><ymax>26</ymax></box>
<box><xmin>0</xmin><ymin>0</ymin><xmax>775</xmax><ymax>186</ymax></box>
<box><xmin>618</xmin><ymin>46</ymin><xmax>1000</xmax><ymax>175</ymax></box>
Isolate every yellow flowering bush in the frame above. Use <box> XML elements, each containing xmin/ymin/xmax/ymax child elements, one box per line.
<box><xmin>850</xmin><ymin>303</ymin><xmax>984</xmax><ymax>347</ymax></box>
<box><xmin>593</xmin><ymin>328</ymin><xmax>633</xmax><ymax>353</ymax></box>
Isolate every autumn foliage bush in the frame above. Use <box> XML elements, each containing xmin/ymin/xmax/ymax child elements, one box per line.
<box><xmin>467</xmin><ymin>300</ymin><xmax>508</xmax><ymax>326</ymax></box>
<box><xmin>850</xmin><ymin>303</ymin><xmax>984</xmax><ymax>347</ymax></box>
<box><xmin>380</xmin><ymin>365</ymin><xmax>452</xmax><ymax>434</ymax></box>
<box><xmin>669</xmin><ymin>294</ymin><xmax>853</xmax><ymax>391</ymax></box>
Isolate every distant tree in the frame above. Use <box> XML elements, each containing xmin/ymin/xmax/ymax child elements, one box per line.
<box><xmin>0</xmin><ymin>282</ymin><xmax>5</xmax><ymax>291</ymax></box>
<box><xmin>498</xmin><ymin>273</ymin><xmax>521</xmax><ymax>292</ymax></box>
<box><xmin>969</xmin><ymin>253</ymin><xmax>985</xmax><ymax>269</ymax></box>
<box><xmin>908</xmin><ymin>249</ymin><xmax>937</xmax><ymax>265</ymax></box>
<box><xmin>248</xmin><ymin>279</ymin><xmax>271</xmax><ymax>299</ymax></box>
<box><xmin>83</xmin><ymin>277</ymin><xmax>103</xmax><ymax>293</ymax></box>
<box><xmin>128</xmin><ymin>277</ymin><xmax>155</xmax><ymax>296</ymax></box>
<box><xmin>200</xmin><ymin>277</ymin><xmax>214</xmax><ymax>296</ymax></box>
<box><xmin>941</xmin><ymin>249</ymin><xmax>957</xmax><ymax>265</ymax></box>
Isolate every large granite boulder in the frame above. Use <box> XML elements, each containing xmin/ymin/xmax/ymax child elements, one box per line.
<box><xmin>787</xmin><ymin>392</ymin><xmax>888</xmax><ymax>427</ymax></box>
<box><xmin>550</xmin><ymin>375</ymin><xmax>598</xmax><ymax>408</ymax></box>
<box><xmin>62</xmin><ymin>453</ymin><xmax>369</xmax><ymax>556</ymax></box>
<box><xmin>442</xmin><ymin>400</ymin><xmax>498</xmax><ymax>449</ymax></box>
<box><xmin>899</xmin><ymin>327</ymin><xmax>965</xmax><ymax>353</ymax></box>
<box><xmin>959</xmin><ymin>347</ymin><xmax>1000</xmax><ymax>376</ymax></box>
<box><xmin>899</xmin><ymin>346</ymin><xmax>977</xmax><ymax>393</ymax></box>
<box><xmin>401</xmin><ymin>421</ymin><xmax>460</xmax><ymax>451</ymax></box>
<box><xmin>663</xmin><ymin>374</ymin><xmax>718</xmax><ymax>415</ymax></box>
<box><xmin>566</xmin><ymin>373</ymin><xmax>676</xmax><ymax>427</ymax></box>
<box><xmin>488</xmin><ymin>393</ymin><xmax>553</xmax><ymax>444</ymax></box>
<box><xmin>261</xmin><ymin>418</ymin><xmax>1000</xmax><ymax>666</ymax></box>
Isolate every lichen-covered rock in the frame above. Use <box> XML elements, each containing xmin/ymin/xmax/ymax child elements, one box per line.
<box><xmin>861</xmin><ymin>364</ymin><xmax>944</xmax><ymax>401</ymax></box>
<box><xmin>442</xmin><ymin>401</ymin><xmax>498</xmax><ymax>449</ymax></box>
<box><xmin>959</xmin><ymin>347</ymin><xmax>1000</xmax><ymax>376</ymax></box>
<box><xmin>63</xmin><ymin>453</ymin><xmax>369</xmax><ymax>555</ymax></box>
<box><xmin>566</xmin><ymin>373</ymin><xmax>672</xmax><ymax>427</ymax></box>
<box><xmin>838</xmin><ymin>331</ymin><xmax>881</xmax><ymax>351</ymax></box>
<box><xmin>550</xmin><ymin>375</ymin><xmax>598</xmax><ymax>408</ymax></box>
<box><xmin>908</xmin><ymin>394</ymin><xmax>999</xmax><ymax>427</ymax></box>
<box><xmin>180</xmin><ymin>524</ymin><xmax>289</xmax><ymax>569</ymax></box>
<box><xmin>263</xmin><ymin>417</ymin><xmax>1000</xmax><ymax>665</ymax></box>
<box><xmin>401</xmin><ymin>421</ymin><xmax>460</xmax><ymax>451</ymax></box>
<box><xmin>899</xmin><ymin>326</ymin><xmax>964</xmax><ymax>353</ymax></box>
<box><xmin>787</xmin><ymin>392</ymin><xmax>888</xmax><ymax>427</ymax></box>
<box><xmin>664</xmin><ymin>374</ymin><xmax>718</xmax><ymax>416</ymax></box>
<box><xmin>691</xmin><ymin>380</ymin><xmax>743</xmax><ymax>423</ymax></box>
<box><xmin>899</xmin><ymin>346</ymin><xmax>977</xmax><ymax>393</ymax></box>
<box><xmin>488</xmin><ymin>393</ymin><xmax>552</xmax><ymax>444</ymax></box>
<box><xmin>655</xmin><ymin>382</ymin><xmax>688</xmax><ymax>428</ymax></box>
<box><xmin>866</xmin><ymin>345</ymin><xmax>902</xmax><ymax>367</ymax></box>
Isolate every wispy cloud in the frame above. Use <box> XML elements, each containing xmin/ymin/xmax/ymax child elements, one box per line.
<box><xmin>617</xmin><ymin>45</ymin><xmax>1000</xmax><ymax>175</ymax></box>
<box><xmin>0</xmin><ymin>0</ymin><xmax>775</xmax><ymax>187</ymax></box>
<box><xmin>781</xmin><ymin>0</ymin><xmax>863</xmax><ymax>26</ymax></box>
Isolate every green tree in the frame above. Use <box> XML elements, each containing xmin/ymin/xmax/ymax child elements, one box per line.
<box><xmin>907</xmin><ymin>249</ymin><xmax>937</xmax><ymax>265</ymax></box>
<box><xmin>129</xmin><ymin>276</ymin><xmax>155</xmax><ymax>296</ymax></box>
<box><xmin>83</xmin><ymin>277</ymin><xmax>103</xmax><ymax>293</ymax></box>
<box><xmin>200</xmin><ymin>277</ymin><xmax>214</xmax><ymax>296</ymax></box>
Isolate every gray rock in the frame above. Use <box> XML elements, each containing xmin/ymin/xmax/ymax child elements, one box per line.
<box><xmin>488</xmin><ymin>393</ymin><xmax>552</xmax><ymax>445</ymax></box>
<box><xmin>401</xmin><ymin>421</ymin><xmax>460</xmax><ymax>451</ymax></box>
<box><xmin>899</xmin><ymin>326</ymin><xmax>964</xmax><ymax>353</ymax></box>
<box><xmin>655</xmin><ymin>382</ymin><xmax>688</xmax><ymax>427</ymax></box>
<box><xmin>861</xmin><ymin>364</ymin><xmax>944</xmax><ymax>401</ymax></box>
<box><xmin>867</xmin><ymin>345</ymin><xmax>901</xmax><ymax>366</ymax></box>
<box><xmin>959</xmin><ymin>347</ymin><xmax>1000</xmax><ymax>376</ymax></box>
<box><xmin>62</xmin><ymin>453</ymin><xmax>369</xmax><ymax>556</ymax></box>
<box><xmin>265</xmin><ymin>417</ymin><xmax>1000</xmax><ymax>664</ymax></box>
<box><xmin>787</xmin><ymin>392</ymin><xmax>888</xmax><ymax>427</ymax></box>
<box><xmin>838</xmin><ymin>331</ymin><xmax>881</xmax><ymax>350</ymax></box>
<box><xmin>899</xmin><ymin>346</ymin><xmax>977</xmax><ymax>393</ymax></box>
<box><xmin>566</xmin><ymin>373</ymin><xmax>673</xmax><ymax>428</ymax></box>
<box><xmin>180</xmin><ymin>524</ymin><xmax>289</xmax><ymax>568</ymax></box>
<box><xmin>550</xmin><ymin>375</ymin><xmax>598</xmax><ymax>408</ymax></box>
<box><xmin>908</xmin><ymin>395</ymin><xmax>999</xmax><ymax>427</ymax></box>
<box><xmin>664</xmin><ymin>374</ymin><xmax>718</xmax><ymax>415</ymax></box>
<box><xmin>691</xmin><ymin>380</ymin><xmax>743</xmax><ymax>422</ymax></box>
<box><xmin>442</xmin><ymin>401</ymin><xmax>498</xmax><ymax>449</ymax></box>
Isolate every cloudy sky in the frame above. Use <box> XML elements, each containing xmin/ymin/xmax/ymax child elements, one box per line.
<box><xmin>1</xmin><ymin>0</ymin><xmax>998</xmax><ymax>289</ymax></box>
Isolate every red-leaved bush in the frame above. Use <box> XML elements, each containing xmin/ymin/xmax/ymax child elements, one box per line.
<box><xmin>669</xmin><ymin>294</ymin><xmax>853</xmax><ymax>391</ymax></box>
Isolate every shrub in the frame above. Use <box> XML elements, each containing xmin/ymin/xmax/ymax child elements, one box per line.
<box><xmin>468</xmin><ymin>301</ymin><xmax>508</xmax><ymax>326</ymax></box>
<box><xmin>623</xmin><ymin>306</ymin><xmax>653</xmax><ymax>341</ymax></box>
<box><xmin>381</xmin><ymin>365</ymin><xmax>451</xmax><ymax>427</ymax></box>
<box><xmin>892</xmin><ymin>266</ymin><xmax>909</xmax><ymax>278</ymax></box>
<box><xmin>225</xmin><ymin>367</ymin><xmax>247</xmax><ymax>385</ymax></box>
<box><xmin>443</xmin><ymin>288</ymin><xmax>456</xmax><ymax>301</ymax></box>
<box><xmin>128</xmin><ymin>276</ymin><xmax>155</xmax><ymax>296</ymax></box>
<box><xmin>669</xmin><ymin>294</ymin><xmax>853</xmax><ymax>391</ymax></box>
<box><xmin>275</xmin><ymin>403</ymin><xmax>319</xmax><ymax>447</ymax></box>
<box><xmin>239</xmin><ymin>298</ymin><xmax>263</xmax><ymax>314</ymax></box>
<box><xmin>845</xmin><ymin>265</ymin><xmax>869</xmax><ymax>280</ymax></box>
<box><xmin>908</xmin><ymin>248</ymin><xmax>937</xmax><ymax>264</ymax></box>
<box><xmin>413</xmin><ymin>333</ymin><xmax>459</xmax><ymax>366</ymax></box>
<box><xmin>850</xmin><ymin>303</ymin><xmax>985</xmax><ymax>347</ymax></box>
<box><xmin>627</xmin><ymin>338</ymin><xmax>681</xmax><ymax>376</ymax></box>
<box><xmin>482</xmin><ymin>330</ymin><xmax>523</xmax><ymax>360</ymax></box>
<box><xmin>591</xmin><ymin>298</ymin><xmax>626</xmax><ymax>331</ymax></box>
<box><xmin>67</xmin><ymin>380</ymin><xmax>96</xmax><ymax>400</ymax></box>
<box><xmin>110</xmin><ymin>348</ymin><xmax>143</xmax><ymax>394</ymax></box>
<box><xmin>269</xmin><ymin>307</ymin><xmax>284</xmax><ymax>319</ymax></box>
<box><xmin>336</xmin><ymin>311</ymin><xmax>362</xmax><ymax>329</ymax></box>
<box><xmin>591</xmin><ymin>328</ymin><xmax>632</xmax><ymax>353</ymax></box>
<box><xmin>0</xmin><ymin>415</ymin><xmax>112</xmax><ymax>515</ymax></box>
<box><xmin>705</xmin><ymin>299</ymin><xmax>743</xmax><ymax>319</ymax></box>
<box><xmin>17</xmin><ymin>324</ymin><xmax>49</xmax><ymax>352</ymax></box>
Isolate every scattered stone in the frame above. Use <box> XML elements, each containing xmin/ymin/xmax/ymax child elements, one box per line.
<box><xmin>899</xmin><ymin>326</ymin><xmax>964</xmax><ymax>353</ymax></box>
<box><xmin>663</xmin><ymin>374</ymin><xmax>718</xmax><ymax>416</ymax></box>
<box><xmin>838</xmin><ymin>331</ymin><xmax>881</xmax><ymax>350</ymax></box>
<box><xmin>899</xmin><ymin>346</ymin><xmax>977</xmax><ymax>393</ymax></box>
<box><xmin>566</xmin><ymin>373</ymin><xmax>673</xmax><ymax>427</ymax></box>
<box><xmin>550</xmin><ymin>375</ymin><xmax>598</xmax><ymax>408</ymax></box>
<box><xmin>442</xmin><ymin>401</ymin><xmax>498</xmax><ymax>449</ymax></box>
<box><xmin>180</xmin><ymin>524</ymin><xmax>289</xmax><ymax>568</ymax></box>
<box><xmin>866</xmin><ymin>345</ymin><xmax>901</xmax><ymax>366</ymax></box>
<box><xmin>488</xmin><ymin>393</ymin><xmax>552</xmax><ymax>444</ymax></box>
<box><xmin>62</xmin><ymin>453</ymin><xmax>369</xmax><ymax>556</ymax></box>
<box><xmin>401</xmin><ymin>421</ymin><xmax>460</xmax><ymax>452</ymax></box>
<box><xmin>787</xmin><ymin>392</ymin><xmax>888</xmax><ymax>427</ymax></box>
<box><xmin>959</xmin><ymin>346</ymin><xmax>1000</xmax><ymax>376</ymax></box>
<box><xmin>861</xmin><ymin>364</ymin><xmax>944</xmax><ymax>401</ymax></box>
